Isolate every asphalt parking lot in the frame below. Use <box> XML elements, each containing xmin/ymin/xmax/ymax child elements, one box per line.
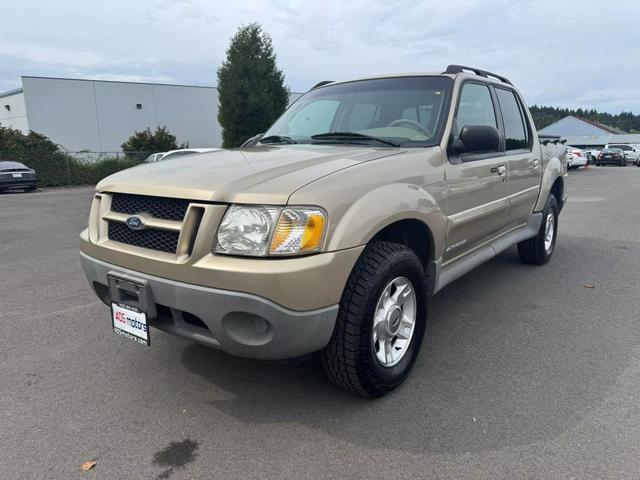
<box><xmin>1</xmin><ymin>167</ymin><xmax>639</xmax><ymax>479</ymax></box>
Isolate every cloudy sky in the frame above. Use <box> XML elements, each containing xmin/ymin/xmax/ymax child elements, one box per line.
<box><xmin>2</xmin><ymin>0</ymin><xmax>640</xmax><ymax>113</ymax></box>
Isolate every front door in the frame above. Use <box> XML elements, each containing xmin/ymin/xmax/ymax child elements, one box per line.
<box><xmin>443</xmin><ymin>82</ymin><xmax>509</xmax><ymax>263</ymax></box>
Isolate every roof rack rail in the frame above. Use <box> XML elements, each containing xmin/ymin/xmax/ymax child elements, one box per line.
<box><xmin>443</xmin><ymin>65</ymin><xmax>513</xmax><ymax>86</ymax></box>
<box><xmin>311</xmin><ymin>80</ymin><xmax>334</xmax><ymax>90</ymax></box>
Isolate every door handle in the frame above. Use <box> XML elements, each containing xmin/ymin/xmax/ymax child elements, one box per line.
<box><xmin>532</xmin><ymin>159</ymin><xmax>540</xmax><ymax>169</ymax></box>
<box><xmin>490</xmin><ymin>165</ymin><xmax>507</xmax><ymax>176</ymax></box>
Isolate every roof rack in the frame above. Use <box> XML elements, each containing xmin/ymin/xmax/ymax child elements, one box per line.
<box><xmin>443</xmin><ymin>65</ymin><xmax>513</xmax><ymax>86</ymax></box>
<box><xmin>311</xmin><ymin>80</ymin><xmax>334</xmax><ymax>90</ymax></box>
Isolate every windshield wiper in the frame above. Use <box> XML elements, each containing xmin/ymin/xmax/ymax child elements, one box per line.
<box><xmin>311</xmin><ymin>132</ymin><xmax>400</xmax><ymax>147</ymax></box>
<box><xmin>259</xmin><ymin>135</ymin><xmax>297</xmax><ymax>145</ymax></box>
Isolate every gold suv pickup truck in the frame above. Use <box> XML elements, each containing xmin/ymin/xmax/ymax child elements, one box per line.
<box><xmin>80</xmin><ymin>65</ymin><xmax>567</xmax><ymax>397</ymax></box>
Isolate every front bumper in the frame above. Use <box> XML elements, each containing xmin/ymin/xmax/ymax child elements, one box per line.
<box><xmin>81</xmin><ymin>252</ymin><xmax>339</xmax><ymax>359</ymax></box>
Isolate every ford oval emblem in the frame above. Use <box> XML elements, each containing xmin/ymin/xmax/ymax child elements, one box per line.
<box><xmin>126</xmin><ymin>215</ymin><xmax>145</xmax><ymax>230</ymax></box>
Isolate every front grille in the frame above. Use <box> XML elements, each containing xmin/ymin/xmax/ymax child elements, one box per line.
<box><xmin>108</xmin><ymin>221</ymin><xmax>179</xmax><ymax>253</ymax></box>
<box><xmin>111</xmin><ymin>193</ymin><xmax>189</xmax><ymax>221</ymax></box>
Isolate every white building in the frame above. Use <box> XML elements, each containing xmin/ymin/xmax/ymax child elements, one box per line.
<box><xmin>0</xmin><ymin>76</ymin><xmax>302</xmax><ymax>152</ymax></box>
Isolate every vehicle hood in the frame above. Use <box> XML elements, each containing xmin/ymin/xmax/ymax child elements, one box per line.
<box><xmin>97</xmin><ymin>145</ymin><xmax>405</xmax><ymax>204</ymax></box>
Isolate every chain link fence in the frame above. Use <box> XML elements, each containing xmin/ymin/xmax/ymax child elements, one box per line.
<box><xmin>67</xmin><ymin>151</ymin><xmax>153</xmax><ymax>164</ymax></box>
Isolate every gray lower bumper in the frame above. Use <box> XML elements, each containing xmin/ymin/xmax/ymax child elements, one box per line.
<box><xmin>80</xmin><ymin>252</ymin><xmax>339</xmax><ymax>359</ymax></box>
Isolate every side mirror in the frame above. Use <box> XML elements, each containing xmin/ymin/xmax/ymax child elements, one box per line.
<box><xmin>452</xmin><ymin>125</ymin><xmax>501</xmax><ymax>154</ymax></box>
<box><xmin>241</xmin><ymin>133</ymin><xmax>264</xmax><ymax>148</ymax></box>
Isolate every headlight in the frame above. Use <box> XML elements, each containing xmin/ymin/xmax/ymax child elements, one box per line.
<box><xmin>215</xmin><ymin>205</ymin><xmax>327</xmax><ymax>257</ymax></box>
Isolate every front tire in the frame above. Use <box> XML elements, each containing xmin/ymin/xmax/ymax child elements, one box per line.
<box><xmin>322</xmin><ymin>241</ymin><xmax>427</xmax><ymax>397</ymax></box>
<box><xmin>518</xmin><ymin>195</ymin><xmax>558</xmax><ymax>265</ymax></box>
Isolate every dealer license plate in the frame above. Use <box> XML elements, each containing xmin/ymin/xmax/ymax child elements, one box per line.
<box><xmin>111</xmin><ymin>302</ymin><xmax>150</xmax><ymax>345</ymax></box>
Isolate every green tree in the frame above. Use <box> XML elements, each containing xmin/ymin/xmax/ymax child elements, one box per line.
<box><xmin>217</xmin><ymin>23</ymin><xmax>289</xmax><ymax>148</ymax></box>
<box><xmin>121</xmin><ymin>126</ymin><xmax>181</xmax><ymax>159</ymax></box>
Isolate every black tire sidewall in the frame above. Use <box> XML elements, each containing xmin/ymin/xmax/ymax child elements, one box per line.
<box><xmin>356</xmin><ymin>250</ymin><xmax>427</xmax><ymax>390</ymax></box>
<box><xmin>542</xmin><ymin>195</ymin><xmax>559</xmax><ymax>260</ymax></box>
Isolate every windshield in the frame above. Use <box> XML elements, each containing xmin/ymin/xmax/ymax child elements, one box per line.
<box><xmin>609</xmin><ymin>145</ymin><xmax>631</xmax><ymax>151</ymax></box>
<box><xmin>263</xmin><ymin>76</ymin><xmax>453</xmax><ymax>147</ymax></box>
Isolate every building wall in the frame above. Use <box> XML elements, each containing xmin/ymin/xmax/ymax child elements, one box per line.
<box><xmin>18</xmin><ymin>77</ymin><xmax>305</xmax><ymax>153</ymax></box>
<box><xmin>22</xmin><ymin>77</ymin><xmax>221</xmax><ymax>152</ymax></box>
<box><xmin>0</xmin><ymin>91</ymin><xmax>29</xmax><ymax>132</ymax></box>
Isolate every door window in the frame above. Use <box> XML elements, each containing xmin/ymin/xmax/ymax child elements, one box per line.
<box><xmin>496</xmin><ymin>88</ymin><xmax>529</xmax><ymax>151</ymax></box>
<box><xmin>456</xmin><ymin>83</ymin><xmax>497</xmax><ymax>129</ymax></box>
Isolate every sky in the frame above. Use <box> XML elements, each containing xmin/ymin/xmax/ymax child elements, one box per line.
<box><xmin>2</xmin><ymin>0</ymin><xmax>640</xmax><ymax>114</ymax></box>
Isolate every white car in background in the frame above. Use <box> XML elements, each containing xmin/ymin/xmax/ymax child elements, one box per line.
<box><xmin>566</xmin><ymin>147</ymin><xmax>588</xmax><ymax>169</ymax></box>
<box><xmin>144</xmin><ymin>148</ymin><xmax>219</xmax><ymax>163</ymax></box>
<box><xmin>143</xmin><ymin>152</ymin><xmax>166</xmax><ymax>163</ymax></box>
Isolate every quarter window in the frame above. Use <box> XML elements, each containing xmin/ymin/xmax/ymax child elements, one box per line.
<box><xmin>496</xmin><ymin>88</ymin><xmax>528</xmax><ymax>151</ymax></box>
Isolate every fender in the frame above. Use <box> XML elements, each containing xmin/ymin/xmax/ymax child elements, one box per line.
<box><xmin>325</xmin><ymin>182</ymin><xmax>447</xmax><ymax>257</ymax></box>
<box><xmin>534</xmin><ymin>155</ymin><xmax>565</xmax><ymax>212</ymax></box>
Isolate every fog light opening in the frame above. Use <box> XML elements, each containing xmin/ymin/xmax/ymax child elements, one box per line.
<box><xmin>223</xmin><ymin>312</ymin><xmax>274</xmax><ymax>346</ymax></box>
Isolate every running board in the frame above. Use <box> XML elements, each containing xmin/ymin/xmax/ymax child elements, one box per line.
<box><xmin>433</xmin><ymin>213</ymin><xmax>542</xmax><ymax>295</ymax></box>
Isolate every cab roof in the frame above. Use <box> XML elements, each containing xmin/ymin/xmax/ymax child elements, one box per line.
<box><xmin>311</xmin><ymin>65</ymin><xmax>513</xmax><ymax>90</ymax></box>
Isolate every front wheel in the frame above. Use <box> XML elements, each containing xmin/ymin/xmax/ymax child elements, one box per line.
<box><xmin>517</xmin><ymin>195</ymin><xmax>558</xmax><ymax>265</ymax></box>
<box><xmin>322</xmin><ymin>241</ymin><xmax>427</xmax><ymax>397</ymax></box>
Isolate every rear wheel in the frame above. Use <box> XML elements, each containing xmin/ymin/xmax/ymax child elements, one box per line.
<box><xmin>518</xmin><ymin>195</ymin><xmax>558</xmax><ymax>265</ymax></box>
<box><xmin>322</xmin><ymin>241</ymin><xmax>427</xmax><ymax>397</ymax></box>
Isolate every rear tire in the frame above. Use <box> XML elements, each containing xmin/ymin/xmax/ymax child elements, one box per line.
<box><xmin>518</xmin><ymin>195</ymin><xmax>558</xmax><ymax>265</ymax></box>
<box><xmin>322</xmin><ymin>241</ymin><xmax>427</xmax><ymax>397</ymax></box>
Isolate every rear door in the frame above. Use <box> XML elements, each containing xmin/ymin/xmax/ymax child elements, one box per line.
<box><xmin>443</xmin><ymin>81</ymin><xmax>509</xmax><ymax>262</ymax></box>
<box><xmin>494</xmin><ymin>87</ymin><xmax>541</xmax><ymax>227</ymax></box>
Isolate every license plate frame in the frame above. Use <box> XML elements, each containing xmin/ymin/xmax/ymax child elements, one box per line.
<box><xmin>111</xmin><ymin>301</ymin><xmax>150</xmax><ymax>345</ymax></box>
<box><xmin>107</xmin><ymin>272</ymin><xmax>156</xmax><ymax>346</ymax></box>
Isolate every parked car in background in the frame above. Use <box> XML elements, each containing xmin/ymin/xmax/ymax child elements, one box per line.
<box><xmin>566</xmin><ymin>147</ymin><xmax>588</xmax><ymax>169</ymax></box>
<box><xmin>606</xmin><ymin>144</ymin><xmax>639</xmax><ymax>165</ymax></box>
<box><xmin>144</xmin><ymin>152</ymin><xmax>166</xmax><ymax>163</ymax></box>
<box><xmin>597</xmin><ymin>148</ymin><xmax>627</xmax><ymax>166</ymax></box>
<box><xmin>0</xmin><ymin>161</ymin><xmax>37</xmax><ymax>192</ymax></box>
<box><xmin>155</xmin><ymin>148</ymin><xmax>219</xmax><ymax>162</ymax></box>
<box><xmin>585</xmin><ymin>149</ymin><xmax>600</xmax><ymax>164</ymax></box>
<box><xmin>80</xmin><ymin>65</ymin><xmax>568</xmax><ymax>397</ymax></box>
